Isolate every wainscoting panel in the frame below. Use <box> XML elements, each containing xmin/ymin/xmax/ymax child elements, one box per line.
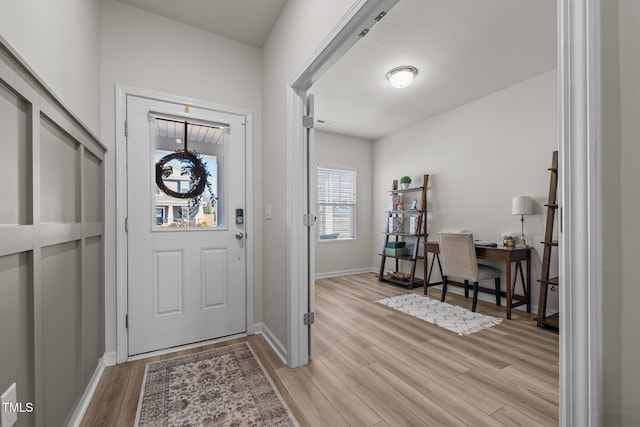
<box><xmin>0</xmin><ymin>38</ymin><xmax>106</xmax><ymax>427</ymax></box>
<box><xmin>0</xmin><ymin>82</ymin><xmax>30</xmax><ymax>226</ymax></box>
<box><xmin>83</xmin><ymin>150</ymin><xmax>103</xmax><ymax>223</ymax></box>
<box><xmin>40</xmin><ymin>117</ymin><xmax>80</xmax><ymax>224</ymax></box>
<box><xmin>0</xmin><ymin>252</ymin><xmax>34</xmax><ymax>421</ymax></box>
<box><xmin>82</xmin><ymin>236</ymin><xmax>104</xmax><ymax>386</ymax></box>
<box><xmin>41</xmin><ymin>241</ymin><xmax>80</xmax><ymax>427</ymax></box>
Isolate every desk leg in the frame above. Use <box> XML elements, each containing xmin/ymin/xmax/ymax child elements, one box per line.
<box><xmin>423</xmin><ymin>252</ymin><xmax>427</xmax><ymax>295</ymax></box>
<box><xmin>506</xmin><ymin>259</ymin><xmax>512</xmax><ymax>320</ymax></box>
<box><xmin>513</xmin><ymin>261</ymin><xmax>531</xmax><ymax>314</ymax></box>
<box><xmin>425</xmin><ymin>253</ymin><xmax>442</xmax><ymax>295</ymax></box>
<box><xmin>526</xmin><ymin>252</ymin><xmax>531</xmax><ymax>313</ymax></box>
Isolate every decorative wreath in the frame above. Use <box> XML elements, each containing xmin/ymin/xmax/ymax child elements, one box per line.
<box><xmin>155</xmin><ymin>151</ymin><xmax>209</xmax><ymax>200</ymax></box>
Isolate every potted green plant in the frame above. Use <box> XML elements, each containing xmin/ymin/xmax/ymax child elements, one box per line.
<box><xmin>400</xmin><ymin>176</ymin><xmax>412</xmax><ymax>189</ymax></box>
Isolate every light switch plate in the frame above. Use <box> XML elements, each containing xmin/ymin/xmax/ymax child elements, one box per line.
<box><xmin>1</xmin><ymin>383</ymin><xmax>18</xmax><ymax>427</ymax></box>
<box><xmin>265</xmin><ymin>204</ymin><xmax>272</xmax><ymax>220</ymax></box>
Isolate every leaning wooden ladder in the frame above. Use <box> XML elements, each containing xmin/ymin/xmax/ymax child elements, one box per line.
<box><xmin>537</xmin><ymin>150</ymin><xmax>559</xmax><ymax>329</ymax></box>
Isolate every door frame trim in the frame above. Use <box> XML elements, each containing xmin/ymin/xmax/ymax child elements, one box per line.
<box><xmin>285</xmin><ymin>0</ymin><xmax>602</xmax><ymax>424</ymax></box>
<box><xmin>285</xmin><ymin>0</ymin><xmax>400</xmax><ymax>368</ymax></box>
<box><xmin>115</xmin><ymin>85</ymin><xmax>254</xmax><ymax>363</ymax></box>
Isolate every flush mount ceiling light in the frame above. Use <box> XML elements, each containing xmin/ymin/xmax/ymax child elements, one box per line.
<box><xmin>386</xmin><ymin>66</ymin><xmax>418</xmax><ymax>88</ymax></box>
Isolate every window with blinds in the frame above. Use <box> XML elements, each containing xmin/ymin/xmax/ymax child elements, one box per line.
<box><xmin>317</xmin><ymin>166</ymin><xmax>357</xmax><ymax>241</ymax></box>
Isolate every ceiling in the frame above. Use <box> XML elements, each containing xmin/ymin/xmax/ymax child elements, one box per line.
<box><xmin>312</xmin><ymin>0</ymin><xmax>557</xmax><ymax>140</ymax></box>
<box><xmin>115</xmin><ymin>0</ymin><xmax>556</xmax><ymax>141</ymax></box>
<box><xmin>155</xmin><ymin>117</ymin><xmax>226</xmax><ymax>145</ymax></box>
<box><xmin>115</xmin><ymin>0</ymin><xmax>287</xmax><ymax>48</ymax></box>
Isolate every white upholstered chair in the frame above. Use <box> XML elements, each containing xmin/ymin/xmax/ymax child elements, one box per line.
<box><xmin>438</xmin><ymin>232</ymin><xmax>501</xmax><ymax>312</ymax></box>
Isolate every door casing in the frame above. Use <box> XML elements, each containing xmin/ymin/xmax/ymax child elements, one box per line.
<box><xmin>115</xmin><ymin>85</ymin><xmax>255</xmax><ymax>363</ymax></box>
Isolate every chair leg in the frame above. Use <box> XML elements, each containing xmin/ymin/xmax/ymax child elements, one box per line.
<box><xmin>441</xmin><ymin>276</ymin><xmax>448</xmax><ymax>302</ymax></box>
<box><xmin>464</xmin><ymin>280</ymin><xmax>469</xmax><ymax>298</ymax></box>
<box><xmin>495</xmin><ymin>278</ymin><xmax>501</xmax><ymax>306</ymax></box>
<box><xmin>471</xmin><ymin>281</ymin><xmax>479</xmax><ymax>312</ymax></box>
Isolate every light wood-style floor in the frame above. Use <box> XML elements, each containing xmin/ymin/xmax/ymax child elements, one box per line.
<box><xmin>82</xmin><ymin>273</ymin><xmax>558</xmax><ymax>426</ymax></box>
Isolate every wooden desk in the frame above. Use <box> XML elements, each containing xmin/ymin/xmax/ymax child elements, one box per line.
<box><xmin>424</xmin><ymin>241</ymin><xmax>531</xmax><ymax>319</ymax></box>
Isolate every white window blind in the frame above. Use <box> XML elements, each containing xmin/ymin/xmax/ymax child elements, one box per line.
<box><xmin>317</xmin><ymin>167</ymin><xmax>356</xmax><ymax>241</ymax></box>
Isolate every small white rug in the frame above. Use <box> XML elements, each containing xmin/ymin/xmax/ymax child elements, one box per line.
<box><xmin>377</xmin><ymin>294</ymin><xmax>503</xmax><ymax>335</ymax></box>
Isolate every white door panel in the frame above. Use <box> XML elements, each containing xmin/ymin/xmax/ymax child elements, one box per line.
<box><xmin>127</xmin><ymin>95</ymin><xmax>246</xmax><ymax>356</ymax></box>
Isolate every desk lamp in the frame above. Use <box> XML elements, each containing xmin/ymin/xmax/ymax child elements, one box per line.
<box><xmin>512</xmin><ymin>196</ymin><xmax>532</xmax><ymax>246</ymax></box>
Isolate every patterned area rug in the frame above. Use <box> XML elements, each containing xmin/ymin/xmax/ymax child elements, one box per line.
<box><xmin>135</xmin><ymin>342</ymin><xmax>298</xmax><ymax>426</ymax></box>
<box><xmin>377</xmin><ymin>294</ymin><xmax>503</xmax><ymax>335</ymax></box>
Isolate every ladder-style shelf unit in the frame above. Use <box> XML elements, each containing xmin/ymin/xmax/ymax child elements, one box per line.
<box><xmin>378</xmin><ymin>174</ymin><xmax>429</xmax><ymax>289</ymax></box>
<box><xmin>537</xmin><ymin>151</ymin><xmax>559</xmax><ymax>329</ymax></box>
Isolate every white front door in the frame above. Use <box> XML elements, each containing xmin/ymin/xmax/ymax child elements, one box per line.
<box><xmin>126</xmin><ymin>94</ymin><xmax>246</xmax><ymax>356</ymax></box>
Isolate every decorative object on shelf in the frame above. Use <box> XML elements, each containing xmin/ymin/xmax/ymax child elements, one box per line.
<box><xmin>512</xmin><ymin>195</ymin><xmax>533</xmax><ymax>245</ymax></box>
<box><xmin>389</xmin><ymin>271</ymin><xmax>410</xmax><ymax>281</ymax></box>
<box><xmin>385</xmin><ymin>242</ymin><xmax>407</xmax><ymax>256</ymax></box>
<box><xmin>379</xmin><ymin>174</ymin><xmax>429</xmax><ymax>289</ymax></box>
<box><xmin>502</xmin><ymin>232</ymin><xmax>516</xmax><ymax>248</ymax></box>
<box><xmin>386</xmin><ymin>241</ymin><xmax>406</xmax><ymax>249</ymax></box>
<box><xmin>389</xmin><ymin>194</ymin><xmax>402</xmax><ymax>211</ymax></box>
<box><xmin>410</xmin><ymin>199</ymin><xmax>418</xmax><ymax>210</ymax></box>
<box><xmin>388</xmin><ymin>217</ymin><xmax>404</xmax><ymax>233</ymax></box>
<box><xmin>409</xmin><ymin>215</ymin><xmax>423</xmax><ymax>235</ymax></box>
<box><xmin>399</xmin><ymin>175</ymin><xmax>412</xmax><ymax>189</ymax></box>
<box><xmin>385</xmin><ymin>247</ymin><xmax>409</xmax><ymax>256</ymax></box>
<box><xmin>386</xmin><ymin>66</ymin><xmax>418</xmax><ymax>89</ymax></box>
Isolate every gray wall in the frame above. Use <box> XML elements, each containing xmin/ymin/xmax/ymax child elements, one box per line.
<box><xmin>261</xmin><ymin>0</ymin><xmax>359</xmax><ymax>347</ymax></box>
<box><xmin>99</xmin><ymin>0</ymin><xmax>264</xmax><ymax>351</ymax></box>
<box><xmin>314</xmin><ymin>131</ymin><xmax>374</xmax><ymax>276</ymax></box>
<box><xmin>0</xmin><ymin>0</ymin><xmax>101</xmax><ymax>134</ymax></box>
<box><xmin>0</xmin><ymin>42</ymin><xmax>105</xmax><ymax>427</ymax></box>
<box><xmin>1</xmin><ymin>0</ymin><xmax>637</xmax><ymax>424</ymax></box>
<box><xmin>602</xmin><ymin>0</ymin><xmax>640</xmax><ymax>424</ymax></box>
<box><xmin>373</xmin><ymin>70</ymin><xmax>558</xmax><ymax>310</ymax></box>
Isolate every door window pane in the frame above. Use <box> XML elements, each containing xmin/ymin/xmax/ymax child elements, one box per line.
<box><xmin>152</xmin><ymin>118</ymin><xmax>226</xmax><ymax>229</ymax></box>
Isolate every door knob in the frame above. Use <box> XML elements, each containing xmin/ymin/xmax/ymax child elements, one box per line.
<box><xmin>235</xmin><ymin>232</ymin><xmax>244</xmax><ymax>240</ymax></box>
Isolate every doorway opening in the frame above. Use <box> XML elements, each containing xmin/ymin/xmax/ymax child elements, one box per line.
<box><xmin>286</xmin><ymin>0</ymin><xmax>602</xmax><ymax>424</ymax></box>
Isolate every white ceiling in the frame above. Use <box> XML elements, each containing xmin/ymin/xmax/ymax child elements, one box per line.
<box><xmin>115</xmin><ymin>0</ymin><xmax>556</xmax><ymax>141</ymax></box>
<box><xmin>115</xmin><ymin>0</ymin><xmax>287</xmax><ymax>47</ymax></box>
<box><xmin>312</xmin><ymin>0</ymin><xmax>557</xmax><ymax>140</ymax></box>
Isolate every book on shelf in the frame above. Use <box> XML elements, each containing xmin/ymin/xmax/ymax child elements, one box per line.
<box><xmin>389</xmin><ymin>194</ymin><xmax>402</xmax><ymax>211</ymax></box>
<box><xmin>409</xmin><ymin>215</ymin><xmax>425</xmax><ymax>235</ymax></box>
<box><xmin>386</xmin><ymin>241</ymin><xmax>406</xmax><ymax>249</ymax></box>
<box><xmin>384</xmin><ymin>247</ymin><xmax>409</xmax><ymax>256</ymax></box>
<box><xmin>388</xmin><ymin>217</ymin><xmax>404</xmax><ymax>233</ymax></box>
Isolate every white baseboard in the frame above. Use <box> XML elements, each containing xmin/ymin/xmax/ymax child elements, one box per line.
<box><xmin>102</xmin><ymin>352</ymin><xmax>117</xmax><ymax>367</ymax></box>
<box><xmin>315</xmin><ymin>267</ymin><xmax>376</xmax><ymax>279</ymax></box>
<box><xmin>254</xmin><ymin>323</ymin><xmax>288</xmax><ymax>365</ymax></box>
<box><xmin>67</xmin><ymin>356</ymin><xmax>107</xmax><ymax>427</ymax></box>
